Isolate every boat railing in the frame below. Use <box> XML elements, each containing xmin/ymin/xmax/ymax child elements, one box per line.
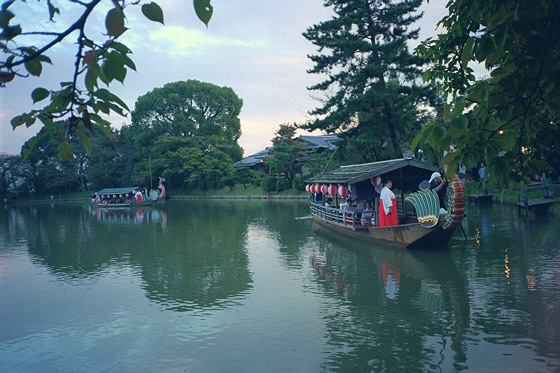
<box><xmin>311</xmin><ymin>201</ymin><xmax>419</xmax><ymax>227</ymax></box>
<box><xmin>310</xmin><ymin>202</ymin><xmax>374</xmax><ymax>228</ymax></box>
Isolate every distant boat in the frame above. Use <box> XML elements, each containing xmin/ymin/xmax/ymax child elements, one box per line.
<box><xmin>306</xmin><ymin>158</ymin><xmax>465</xmax><ymax>248</ymax></box>
<box><xmin>92</xmin><ymin>178</ymin><xmax>166</xmax><ymax>208</ymax></box>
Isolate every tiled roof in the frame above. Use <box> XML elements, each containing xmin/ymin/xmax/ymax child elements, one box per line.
<box><xmin>233</xmin><ymin>147</ymin><xmax>273</xmax><ymax>167</ymax></box>
<box><xmin>297</xmin><ymin>134</ymin><xmax>341</xmax><ymax>150</ymax></box>
<box><xmin>234</xmin><ymin>135</ymin><xmax>341</xmax><ymax>168</ymax></box>
<box><xmin>306</xmin><ymin>158</ymin><xmax>439</xmax><ymax>185</ymax></box>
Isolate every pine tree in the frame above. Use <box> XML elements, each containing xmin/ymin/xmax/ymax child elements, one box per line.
<box><xmin>302</xmin><ymin>0</ymin><xmax>433</xmax><ymax>161</ymax></box>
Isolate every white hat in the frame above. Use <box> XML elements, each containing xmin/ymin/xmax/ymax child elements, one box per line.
<box><xmin>429</xmin><ymin>172</ymin><xmax>441</xmax><ymax>183</ymax></box>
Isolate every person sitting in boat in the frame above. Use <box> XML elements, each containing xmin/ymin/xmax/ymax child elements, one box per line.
<box><xmin>356</xmin><ymin>199</ymin><xmax>365</xmax><ymax>212</ymax></box>
<box><xmin>429</xmin><ymin>172</ymin><xmax>447</xmax><ymax>214</ymax></box>
<box><xmin>379</xmin><ymin>180</ymin><xmax>398</xmax><ymax>227</ymax></box>
<box><xmin>143</xmin><ymin>187</ymin><xmax>151</xmax><ymax>200</ymax></box>
<box><xmin>341</xmin><ymin>198</ymin><xmax>355</xmax><ymax>224</ymax></box>
<box><xmin>361</xmin><ymin>201</ymin><xmax>374</xmax><ymax>226</ymax></box>
<box><xmin>325</xmin><ymin>198</ymin><xmax>333</xmax><ymax>207</ymax></box>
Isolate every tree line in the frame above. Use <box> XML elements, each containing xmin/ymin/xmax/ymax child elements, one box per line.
<box><xmin>1</xmin><ymin>80</ymin><xmax>252</xmax><ymax>197</ymax></box>
<box><xmin>2</xmin><ymin>0</ymin><xmax>559</xmax><ymax>195</ymax></box>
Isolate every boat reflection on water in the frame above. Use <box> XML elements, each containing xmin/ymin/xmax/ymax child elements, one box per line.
<box><xmin>311</xmin><ymin>221</ymin><xmax>470</xmax><ymax>371</ymax></box>
<box><xmin>92</xmin><ymin>206</ymin><xmax>167</xmax><ymax>229</ymax></box>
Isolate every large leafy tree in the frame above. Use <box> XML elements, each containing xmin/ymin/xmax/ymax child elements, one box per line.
<box><xmin>414</xmin><ymin>0</ymin><xmax>560</xmax><ymax>187</ymax></box>
<box><xmin>128</xmin><ymin>80</ymin><xmax>244</xmax><ymax>189</ymax></box>
<box><xmin>266</xmin><ymin>124</ymin><xmax>302</xmax><ymax>181</ymax></box>
<box><xmin>0</xmin><ymin>0</ymin><xmax>213</xmax><ymax>160</ymax></box>
<box><xmin>21</xmin><ymin>121</ymin><xmax>89</xmax><ymax>194</ymax></box>
<box><xmin>301</xmin><ymin>0</ymin><xmax>434</xmax><ymax>161</ymax></box>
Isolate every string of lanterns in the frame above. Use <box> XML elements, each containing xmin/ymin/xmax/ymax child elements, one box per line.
<box><xmin>305</xmin><ymin>183</ymin><xmax>348</xmax><ymax>198</ymax></box>
<box><xmin>305</xmin><ymin>176</ymin><xmax>382</xmax><ymax>198</ymax></box>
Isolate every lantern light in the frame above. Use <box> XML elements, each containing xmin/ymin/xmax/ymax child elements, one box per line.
<box><xmin>338</xmin><ymin>185</ymin><xmax>348</xmax><ymax>198</ymax></box>
<box><xmin>371</xmin><ymin>176</ymin><xmax>382</xmax><ymax>187</ymax></box>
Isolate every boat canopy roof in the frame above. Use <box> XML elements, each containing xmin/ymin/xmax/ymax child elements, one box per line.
<box><xmin>306</xmin><ymin>158</ymin><xmax>440</xmax><ymax>192</ymax></box>
<box><xmin>96</xmin><ymin>187</ymin><xmax>139</xmax><ymax>195</ymax></box>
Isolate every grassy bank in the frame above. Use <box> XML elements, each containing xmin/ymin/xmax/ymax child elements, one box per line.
<box><xmin>170</xmin><ymin>184</ymin><xmax>307</xmax><ymax>197</ymax></box>
<box><xmin>5</xmin><ymin>181</ymin><xmax>552</xmax><ymax>204</ymax></box>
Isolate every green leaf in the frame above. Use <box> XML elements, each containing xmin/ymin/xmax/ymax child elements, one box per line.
<box><xmin>0</xmin><ymin>9</ymin><xmax>15</xmax><ymax>28</ymax></box>
<box><xmin>95</xmin><ymin>88</ymin><xmax>129</xmax><ymax>112</ymax></box>
<box><xmin>461</xmin><ymin>37</ymin><xmax>475</xmax><ymax>68</ymax></box>
<box><xmin>57</xmin><ymin>141</ymin><xmax>74</xmax><ymax>161</ymax></box>
<box><xmin>102</xmin><ymin>51</ymin><xmax>126</xmax><ymax>83</ymax></box>
<box><xmin>1</xmin><ymin>1</ymin><xmax>16</xmax><ymax>11</ymax></box>
<box><xmin>500</xmin><ymin>131</ymin><xmax>516</xmax><ymax>152</ymax></box>
<box><xmin>465</xmin><ymin>149</ymin><xmax>479</xmax><ymax>168</ymax></box>
<box><xmin>121</xmin><ymin>54</ymin><xmax>136</xmax><ymax>71</ymax></box>
<box><xmin>11</xmin><ymin>113</ymin><xmax>29</xmax><ymax>129</ymax></box>
<box><xmin>37</xmin><ymin>54</ymin><xmax>52</xmax><ymax>64</ymax></box>
<box><xmin>448</xmin><ymin>115</ymin><xmax>468</xmax><ymax>138</ymax></box>
<box><xmin>109</xmin><ymin>42</ymin><xmax>131</xmax><ymax>54</ymax></box>
<box><xmin>31</xmin><ymin>87</ymin><xmax>49</xmax><ymax>103</ymax></box>
<box><xmin>97</xmin><ymin>122</ymin><xmax>118</xmax><ymax>141</ymax></box>
<box><xmin>433</xmin><ymin>125</ymin><xmax>447</xmax><ymax>142</ymax></box>
<box><xmin>24</xmin><ymin>58</ymin><xmax>42</xmax><ymax>76</ymax></box>
<box><xmin>78</xmin><ymin>131</ymin><xmax>93</xmax><ymax>156</ymax></box>
<box><xmin>85</xmin><ymin>69</ymin><xmax>97</xmax><ymax>93</ymax></box>
<box><xmin>194</xmin><ymin>0</ymin><xmax>213</xmax><ymax>26</ymax></box>
<box><xmin>0</xmin><ymin>71</ymin><xmax>15</xmax><ymax>83</ymax></box>
<box><xmin>142</xmin><ymin>2</ymin><xmax>164</xmax><ymax>24</ymax></box>
<box><xmin>411</xmin><ymin>123</ymin><xmax>434</xmax><ymax>151</ymax></box>
<box><xmin>47</xmin><ymin>1</ymin><xmax>60</xmax><ymax>21</ymax></box>
<box><xmin>0</xmin><ymin>24</ymin><xmax>21</xmax><ymax>40</ymax></box>
<box><xmin>89</xmin><ymin>112</ymin><xmax>112</xmax><ymax>128</ymax></box>
<box><xmin>475</xmin><ymin>35</ymin><xmax>496</xmax><ymax>63</ymax></box>
<box><xmin>105</xmin><ymin>8</ymin><xmax>125</xmax><ymax>37</ymax></box>
<box><xmin>545</xmin><ymin>96</ymin><xmax>560</xmax><ymax>116</ymax></box>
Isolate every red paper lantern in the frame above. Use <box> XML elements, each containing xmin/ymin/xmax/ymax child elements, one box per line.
<box><xmin>338</xmin><ymin>185</ymin><xmax>348</xmax><ymax>198</ymax></box>
<box><xmin>371</xmin><ymin>176</ymin><xmax>382</xmax><ymax>187</ymax></box>
<box><xmin>327</xmin><ymin>185</ymin><xmax>336</xmax><ymax>196</ymax></box>
<box><xmin>305</xmin><ymin>184</ymin><xmax>310</xmax><ymax>193</ymax></box>
<box><xmin>321</xmin><ymin>184</ymin><xmax>328</xmax><ymax>194</ymax></box>
<box><xmin>309</xmin><ymin>184</ymin><xmax>316</xmax><ymax>194</ymax></box>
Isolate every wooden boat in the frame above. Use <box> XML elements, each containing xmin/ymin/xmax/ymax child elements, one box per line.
<box><xmin>306</xmin><ymin>158</ymin><xmax>465</xmax><ymax>248</ymax></box>
<box><xmin>92</xmin><ymin>179</ymin><xmax>165</xmax><ymax>208</ymax></box>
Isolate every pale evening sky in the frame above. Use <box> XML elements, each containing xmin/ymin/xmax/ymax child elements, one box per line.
<box><xmin>0</xmin><ymin>0</ymin><xmax>448</xmax><ymax>157</ymax></box>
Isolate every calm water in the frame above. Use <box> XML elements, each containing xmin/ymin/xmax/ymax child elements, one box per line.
<box><xmin>1</xmin><ymin>199</ymin><xmax>559</xmax><ymax>372</ymax></box>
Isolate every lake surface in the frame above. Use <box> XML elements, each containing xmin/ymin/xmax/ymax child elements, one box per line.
<box><xmin>1</xmin><ymin>199</ymin><xmax>559</xmax><ymax>372</ymax></box>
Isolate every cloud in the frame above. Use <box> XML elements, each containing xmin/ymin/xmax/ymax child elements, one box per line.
<box><xmin>148</xmin><ymin>27</ymin><xmax>266</xmax><ymax>56</ymax></box>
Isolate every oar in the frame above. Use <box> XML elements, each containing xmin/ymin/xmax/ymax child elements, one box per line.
<box><xmin>296</xmin><ymin>147</ymin><xmax>339</xmax><ymax>221</ymax></box>
<box><xmin>460</xmin><ymin>222</ymin><xmax>467</xmax><ymax>240</ymax></box>
<box><xmin>295</xmin><ymin>195</ymin><xmax>312</xmax><ymax>219</ymax></box>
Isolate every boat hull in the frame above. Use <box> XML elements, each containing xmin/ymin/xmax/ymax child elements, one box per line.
<box><xmin>92</xmin><ymin>197</ymin><xmax>163</xmax><ymax>208</ymax></box>
<box><xmin>311</xmin><ymin>213</ymin><xmax>457</xmax><ymax>248</ymax></box>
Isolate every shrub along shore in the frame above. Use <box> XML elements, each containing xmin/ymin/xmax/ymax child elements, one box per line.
<box><xmin>3</xmin><ymin>181</ymin><xmax>553</xmax><ymax>206</ymax></box>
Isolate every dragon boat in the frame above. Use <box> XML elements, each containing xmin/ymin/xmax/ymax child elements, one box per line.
<box><xmin>92</xmin><ymin>178</ymin><xmax>166</xmax><ymax>208</ymax></box>
<box><xmin>306</xmin><ymin>158</ymin><xmax>465</xmax><ymax>248</ymax></box>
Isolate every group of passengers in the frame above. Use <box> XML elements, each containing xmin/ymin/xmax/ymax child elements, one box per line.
<box><xmin>321</xmin><ymin>172</ymin><xmax>448</xmax><ymax>228</ymax></box>
<box><xmin>324</xmin><ymin>196</ymin><xmax>376</xmax><ymax>226</ymax></box>
<box><xmin>93</xmin><ymin>187</ymin><xmax>151</xmax><ymax>204</ymax></box>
